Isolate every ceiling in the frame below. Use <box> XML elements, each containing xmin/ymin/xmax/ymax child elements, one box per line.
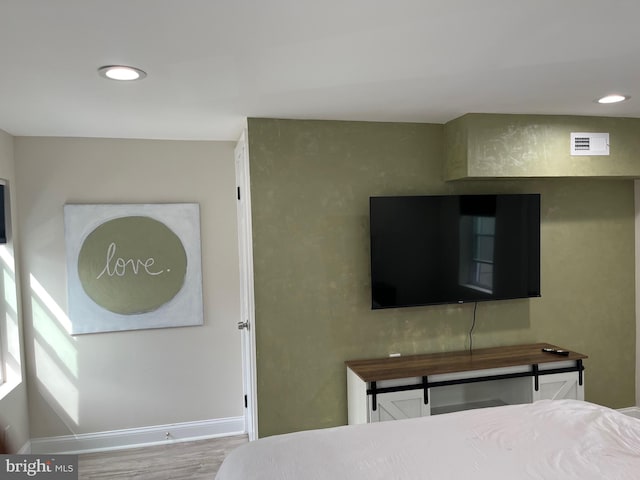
<box><xmin>2</xmin><ymin>0</ymin><xmax>640</xmax><ymax>141</ymax></box>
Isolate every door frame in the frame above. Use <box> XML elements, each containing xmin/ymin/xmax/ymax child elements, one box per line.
<box><xmin>235</xmin><ymin>130</ymin><xmax>258</xmax><ymax>440</ymax></box>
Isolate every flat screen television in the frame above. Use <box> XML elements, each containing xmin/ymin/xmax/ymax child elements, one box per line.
<box><xmin>370</xmin><ymin>194</ymin><xmax>540</xmax><ymax>309</ymax></box>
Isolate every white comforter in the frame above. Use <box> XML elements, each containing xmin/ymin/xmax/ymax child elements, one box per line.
<box><xmin>216</xmin><ymin>400</ymin><xmax>640</xmax><ymax>479</ymax></box>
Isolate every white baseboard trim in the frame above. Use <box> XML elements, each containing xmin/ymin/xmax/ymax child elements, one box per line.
<box><xmin>18</xmin><ymin>440</ymin><xmax>31</xmax><ymax>454</ymax></box>
<box><xmin>618</xmin><ymin>406</ymin><xmax>640</xmax><ymax>419</ymax></box>
<box><xmin>29</xmin><ymin>416</ymin><xmax>245</xmax><ymax>455</ymax></box>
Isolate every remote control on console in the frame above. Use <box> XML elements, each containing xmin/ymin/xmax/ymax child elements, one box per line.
<box><xmin>541</xmin><ymin>347</ymin><xmax>570</xmax><ymax>356</ymax></box>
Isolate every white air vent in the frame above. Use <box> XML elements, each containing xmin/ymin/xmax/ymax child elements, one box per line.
<box><xmin>570</xmin><ymin>132</ymin><xmax>609</xmax><ymax>156</ymax></box>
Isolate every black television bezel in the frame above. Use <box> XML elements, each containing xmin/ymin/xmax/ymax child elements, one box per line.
<box><xmin>369</xmin><ymin>193</ymin><xmax>541</xmax><ymax>309</ymax></box>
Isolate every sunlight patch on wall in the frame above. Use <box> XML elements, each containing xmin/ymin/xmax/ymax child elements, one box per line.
<box><xmin>31</xmin><ymin>295</ymin><xmax>78</xmax><ymax>379</ymax></box>
<box><xmin>30</xmin><ymin>274</ymin><xmax>73</xmax><ymax>335</ymax></box>
<box><xmin>31</xmin><ymin>273</ymin><xmax>79</xmax><ymax>426</ymax></box>
<box><xmin>34</xmin><ymin>339</ymin><xmax>79</xmax><ymax>425</ymax></box>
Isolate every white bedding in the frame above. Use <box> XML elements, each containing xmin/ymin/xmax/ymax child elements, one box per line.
<box><xmin>216</xmin><ymin>400</ymin><xmax>640</xmax><ymax>479</ymax></box>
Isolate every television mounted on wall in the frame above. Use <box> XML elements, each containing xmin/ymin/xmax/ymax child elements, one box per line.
<box><xmin>369</xmin><ymin>193</ymin><xmax>541</xmax><ymax>309</ymax></box>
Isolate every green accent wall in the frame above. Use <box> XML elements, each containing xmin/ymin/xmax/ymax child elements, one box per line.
<box><xmin>445</xmin><ymin>114</ymin><xmax>640</xmax><ymax>179</ymax></box>
<box><xmin>248</xmin><ymin>117</ymin><xmax>636</xmax><ymax>437</ymax></box>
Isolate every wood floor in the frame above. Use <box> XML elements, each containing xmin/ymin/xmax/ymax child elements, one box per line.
<box><xmin>78</xmin><ymin>435</ymin><xmax>248</xmax><ymax>479</ymax></box>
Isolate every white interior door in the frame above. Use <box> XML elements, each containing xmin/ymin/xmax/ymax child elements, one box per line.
<box><xmin>235</xmin><ymin>131</ymin><xmax>258</xmax><ymax>440</ymax></box>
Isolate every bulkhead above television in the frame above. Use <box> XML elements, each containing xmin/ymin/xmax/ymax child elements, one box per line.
<box><xmin>369</xmin><ymin>193</ymin><xmax>540</xmax><ymax>309</ymax></box>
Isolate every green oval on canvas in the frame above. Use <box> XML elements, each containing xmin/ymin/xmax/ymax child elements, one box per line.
<box><xmin>77</xmin><ymin>216</ymin><xmax>187</xmax><ymax>315</ymax></box>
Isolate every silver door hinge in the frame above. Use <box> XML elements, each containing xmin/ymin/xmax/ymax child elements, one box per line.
<box><xmin>237</xmin><ymin>320</ymin><xmax>249</xmax><ymax>330</ymax></box>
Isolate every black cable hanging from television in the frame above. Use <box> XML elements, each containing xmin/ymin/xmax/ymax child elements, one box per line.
<box><xmin>469</xmin><ymin>302</ymin><xmax>478</xmax><ymax>353</ymax></box>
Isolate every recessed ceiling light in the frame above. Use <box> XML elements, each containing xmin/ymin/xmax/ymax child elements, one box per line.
<box><xmin>596</xmin><ymin>94</ymin><xmax>629</xmax><ymax>104</ymax></box>
<box><xmin>98</xmin><ymin>65</ymin><xmax>147</xmax><ymax>81</ymax></box>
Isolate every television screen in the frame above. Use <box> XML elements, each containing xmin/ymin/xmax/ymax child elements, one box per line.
<box><xmin>370</xmin><ymin>194</ymin><xmax>540</xmax><ymax>309</ymax></box>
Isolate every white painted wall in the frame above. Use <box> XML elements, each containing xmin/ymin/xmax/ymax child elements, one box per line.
<box><xmin>14</xmin><ymin>137</ymin><xmax>243</xmax><ymax>439</ymax></box>
<box><xmin>0</xmin><ymin>129</ymin><xmax>30</xmax><ymax>452</ymax></box>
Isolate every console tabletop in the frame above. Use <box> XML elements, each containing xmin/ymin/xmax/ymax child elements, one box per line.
<box><xmin>345</xmin><ymin>342</ymin><xmax>588</xmax><ymax>383</ymax></box>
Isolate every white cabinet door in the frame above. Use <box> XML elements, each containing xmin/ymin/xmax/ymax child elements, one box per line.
<box><xmin>533</xmin><ymin>372</ymin><xmax>584</xmax><ymax>401</ymax></box>
<box><xmin>369</xmin><ymin>390</ymin><xmax>430</xmax><ymax>422</ymax></box>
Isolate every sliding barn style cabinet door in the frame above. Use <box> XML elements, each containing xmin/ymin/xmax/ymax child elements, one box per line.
<box><xmin>532</xmin><ymin>372</ymin><xmax>584</xmax><ymax>402</ymax></box>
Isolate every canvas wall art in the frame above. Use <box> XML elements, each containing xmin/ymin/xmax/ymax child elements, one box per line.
<box><xmin>64</xmin><ymin>203</ymin><xmax>204</xmax><ymax>334</ymax></box>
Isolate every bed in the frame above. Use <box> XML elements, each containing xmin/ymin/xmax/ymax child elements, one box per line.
<box><xmin>215</xmin><ymin>399</ymin><xmax>640</xmax><ymax>479</ymax></box>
